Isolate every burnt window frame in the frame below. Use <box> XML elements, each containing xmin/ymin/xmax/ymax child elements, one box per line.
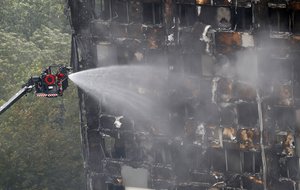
<box><xmin>93</xmin><ymin>0</ymin><xmax>130</xmax><ymax>23</ymax></box>
<box><xmin>268</xmin><ymin>7</ymin><xmax>290</xmax><ymax>32</ymax></box>
<box><xmin>93</xmin><ymin>0</ymin><xmax>112</xmax><ymax>20</ymax></box>
<box><xmin>198</xmin><ymin>5</ymin><xmax>253</xmax><ymax>31</ymax></box>
<box><xmin>176</xmin><ymin>3</ymin><xmax>197</xmax><ymax>27</ymax></box>
<box><xmin>237</xmin><ymin>103</ymin><xmax>259</xmax><ymax>128</ymax></box>
<box><xmin>291</xmin><ymin>10</ymin><xmax>300</xmax><ymax>34</ymax></box>
<box><xmin>107</xmin><ymin>184</ymin><xmax>124</xmax><ymax>190</ymax></box>
<box><xmin>198</xmin><ymin>5</ymin><xmax>235</xmax><ymax>30</ymax></box>
<box><xmin>234</xmin><ymin>6</ymin><xmax>253</xmax><ymax>31</ymax></box>
<box><xmin>142</xmin><ymin>1</ymin><xmax>163</xmax><ymax>25</ymax></box>
<box><xmin>111</xmin><ymin>0</ymin><xmax>130</xmax><ymax>23</ymax></box>
<box><xmin>93</xmin><ymin>0</ymin><xmax>105</xmax><ymax>19</ymax></box>
<box><xmin>242</xmin><ymin>152</ymin><xmax>262</xmax><ymax>173</ymax></box>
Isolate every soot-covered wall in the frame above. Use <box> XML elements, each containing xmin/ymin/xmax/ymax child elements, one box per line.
<box><xmin>66</xmin><ymin>0</ymin><xmax>300</xmax><ymax>189</ymax></box>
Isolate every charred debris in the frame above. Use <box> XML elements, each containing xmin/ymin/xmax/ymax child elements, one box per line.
<box><xmin>66</xmin><ymin>0</ymin><xmax>300</xmax><ymax>189</ymax></box>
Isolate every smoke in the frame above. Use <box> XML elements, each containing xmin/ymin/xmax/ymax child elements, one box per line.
<box><xmin>121</xmin><ymin>166</ymin><xmax>149</xmax><ymax>188</ymax></box>
<box><xmin>69</xmin><ymin>64</ymin><xmax>206</xmax><ymax>135</ymax></box>
<box><xmin>215</xmin><ymin>49</ymin><xmax>258</xmax><ymax>86</ymax></box>
<box><xmin>71</xmin><ymin>32</ymin><xmax>296</xmax><ymax>189</ymax></box>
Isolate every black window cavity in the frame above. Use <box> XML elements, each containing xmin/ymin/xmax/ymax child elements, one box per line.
<box><xmin>237</xmin><ymin>103</ymin><xmax>258</xmax><ymax>127</ymax></box>
<box><xmin>292</xmin><ymin>10</ymin><xmax>300</xmax><ymax>34</ymax></box>
<box><xmin>234</xmin><ymin>7</ymin><xmax>253</xmax><ymax>31</ymax></box>
<box><xmin>94</xmin><ymin>0</ymin><xmax>104</xmax><ymax>18</ymax></box>
<box><xmin>112</xmin><ymin>0</ymin><xmax>129</xmax><ymax>23</ymax></box>
<box><xmin>143</xmin><ymin>2</ymin><xmax>162</xmax><ymax>25</ymax></box>
<box><xmin>268</xmin><ymin>8</ymin><xmax>290</xmax><ymax>32</ymax></box>
<box><xmin>177</xmin><ymin>4</ymin><xmax>197</xmax><ymax>27</ymax></box>
<box><xmin>107</xmin><ymin>184</ymin><xmax>124</xmax><ymax>190</ymax></box>
<box><xmin>199</xmin><ymin>6</ymin><xmax>233</xmax><ymax>29</ymax></box>
<box><xmin>93</xmin><ymin>0</ymin><xmax>112</xmax><ymax>20</ymax></box>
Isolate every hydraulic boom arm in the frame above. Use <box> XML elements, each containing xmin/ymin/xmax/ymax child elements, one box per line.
<box><xmin>0</xmin><ymin>85</ymin><xmax>33</xmax><ymax>115</ymax></box>
<box><xmin>0</xmin><ymin>65</ymin><xmax>70</xmax><ymax>116</ymax></box>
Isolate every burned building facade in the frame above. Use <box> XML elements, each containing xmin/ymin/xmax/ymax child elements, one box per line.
<box><xmin>66</xmin><ymin>0</ymin><xmax>300</xmax><ymax>189</ymax></box>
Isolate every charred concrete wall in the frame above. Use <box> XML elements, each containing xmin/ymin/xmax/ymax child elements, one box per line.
<box><xmin>66</xmin><ymin>0</ymin><xmax>300</xmax><ymax>189</ymax></box>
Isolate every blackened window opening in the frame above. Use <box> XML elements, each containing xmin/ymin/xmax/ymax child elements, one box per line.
<box><xmin>94</xmin><ymin>0</ymin><xmax>104</xmax><ymax>18</ymax></box>
<box><xmin>269</xmin><ymin>8</ymin><xmax>290</xmax><ymax>32</ymax></box>
<box><xmin>243</xmin><ymin>152</ymin><xmax>261</xmax><ymax>173</ymax></box>
<box><xmin>292</xmin><ymin>11</ymin><xmax>300</xmax><ymax>34</ymax></box>
<box><xmin>210</xmin><ymin>149</ymin><xmax>226</xmax><ymax>172</ymax></box>
<box><xmin>112</xmin><ymin>0</ymin><xmax>129</xmax><ymax>23</ymax></box>
<box><xmin>199</xmin><ymin>6</ymin><xmax>234</xmax><ymax>29</ymax></box>
<box><xmin>107</xmin><ymin>184</ymin><xmax>125</xmax><ymax>190</ymax></box>
<box><xmin>143</xmin><ymin>3</ymin><xmax>162</xmax><ymax>25</ymax></box>
<box><xmin>94</xmin><ymin>0</ymin><xmax>112</xmax><ymax>20</ymax></box>
<box><xmin>237</xmin><ymin>103</ymin><xmax>258</xmax><ymax>127</ymax></box>
<box><xmin>177</xmin><ymin>4</ymin><xmax>197</xmax><ymax>27</ymax></box>
<box><xmin>227</xmin><ymin>149</ymin><xmax>241</xmax><ymax>172</ymax></box>
<box><xmin>113</xmin><ymin>137</ymin><xmax>126</xmax><ymax>158</ymax></box>
<box><xmin>102</xmin><ymin>128</ymin><xmax>126</xmax><ymax>159</ymax></box>
<box><xmin>235</xmin><ymin>7</ymin><xmax>252</xmax><ymax>31</ymax></box>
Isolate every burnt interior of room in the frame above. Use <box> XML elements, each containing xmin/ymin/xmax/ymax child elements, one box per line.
<box><xmin>199</xmin><ymin>6</ymin><xmax>234</xmax><ymax>29</ymax></box>
<box><xmin>198</xmin><ymin>5</ymin><xmax>252</xmax><ymax>31</ymax></box>
<box><xmin>237</xmin><ymin>103</ymin><xmax>258</xmax><ymax>127</ymax></box>
<box><xmin>268</xmin><ymin>8</ymin><xmax>290</xmax><ymax>32</ymax></box>
<box><xmin>235</xmin><ymin>7</ymin><xmax>253</xmax><ymax>31</ymax></box>
<box><xmin>177</xmin><ymin>3</ymin><xmax>197</xmax><ymax>27</ymax></box>
<box><xmin>143</xmin><ymin>2</ymin><xmax>163</xmax><ymax>25</ymax></box>
<box><xmin>93</xmin><ymin>0</ymin><xmax>111</xmax><ymax>20</ymax></box>
<box><xmin>112</xmin><ymin>0</ymin><xmax>129</xmax><ymax>23</ymax></box>
<box><xmin>67</xmin><ymin>0</ymin><xmax>300</xmax><ymax>189</ymax></box>
<box><xmin>292</xmin><ymin>10</ymin><xmax>300</xmax><ymax>33</ymax></box>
